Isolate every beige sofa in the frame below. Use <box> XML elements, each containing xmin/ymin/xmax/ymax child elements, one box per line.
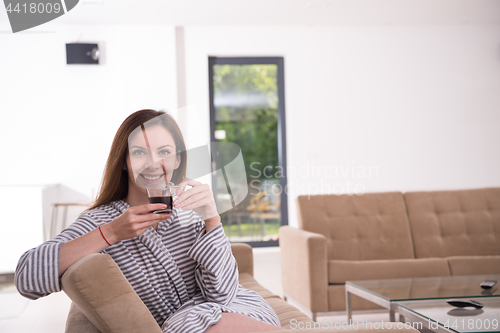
<box><xmin>280</xmin><ymin>187</ymin><xmax>500</xmax><ymax>319</ymax></box>
<box><xmin>62</xmin><ymin>243</ymin><xmax>419</xmax><ymax>333</ymax></box>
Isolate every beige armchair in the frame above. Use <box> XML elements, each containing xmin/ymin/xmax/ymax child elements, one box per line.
<box><xmin>62</xmin><ymin>243</ymin><xmax>262</xmax><ymax>333</ymax></box>
<box><xmin>62</xmin><ymin>242</ymin><xmax>419</xmax><ymax>333</ymax></box>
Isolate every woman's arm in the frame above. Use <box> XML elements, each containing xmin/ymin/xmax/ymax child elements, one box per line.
<box><xmin>187</xmin><ymin>215</ymin><xmax>239</xmax><ymax>306</ymax></box>
<box><xmin>57</xmin><ymin>203</ymin><xmax>169</xmax><ymax>277</ymax></box>
<box><xmin>15</xmin><ymin>203</ymin><xmax>169</xmax><ymax>300</ymax></box>
<box><xmin>15</xmin><ymin>215</ymin><xmax>98</xmax><ymax>300</ymax></box>
<box><xmin>58</xmin><ymin>225</ymin><xmax>112</xmax><ymax>277</ymax></box>
<box><xmin>203</xmin><ymin>215</ymin><xmax>222</xmax><ymax>232</ymax></box>
<box><xmin>174</xmin><ymin>179</ymin><xmax>239</xmax><ymax>304</ymax></box>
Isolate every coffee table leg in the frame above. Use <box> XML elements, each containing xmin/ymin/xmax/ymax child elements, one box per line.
<box><xmin>389</xmin><ymin>308</ymin><xmax>396</xmax><ymax>322</ymax></box>
<box><xmin>346</xmin><ymin>289</ymin><xmax>352</xmax><ymax>321</ymax></box>
<box><xmin>389</xmin><ymin>302</ymin><xmax>399</xmax><ymax>322</ymax></box>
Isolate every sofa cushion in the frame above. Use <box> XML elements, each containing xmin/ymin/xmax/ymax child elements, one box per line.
<box><xmin>404</xmin><ymin>188</ymin><xmax>500</xmax><ymax>258</ymax></box>
<box><xmin>296</xmin><ymin>192</ymin><xmax>414</xmax><ymax>261</ymax></box>
<box><xmin>328</xmin><ymin>258</ymin><xmax>450</xmax><ymax>284</ymax></box>
<box><xmin>448</xmin><ymin>255</ymin><xmax>500</xmax><ymax>275</ymax></box>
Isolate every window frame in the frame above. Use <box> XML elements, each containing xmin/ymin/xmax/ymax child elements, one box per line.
<box><xmin>208</xmin><ymin>56</ymin><xmax>288</xmax><ymax>248</ymax></box>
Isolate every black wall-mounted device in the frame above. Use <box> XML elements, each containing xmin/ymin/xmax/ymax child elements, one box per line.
<box><xmin>66</xmin><ymin>43</ymin><xmax>100</xmax><ymax>64</ymax></box>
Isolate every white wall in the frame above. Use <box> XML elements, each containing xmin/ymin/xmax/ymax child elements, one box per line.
<box><xmin>0</xmin><ymin>24</ymin><xmax>178</xmax><ymax>196</ymax></box>
<box><xmin>183</xmin><ymin>25</ymin><xmax>500</xmax><ymax>228</ymax></box>
<box><xmin>0</xmin><ymin>24</ymin><xmax>179</xmax><ymax>272</ymax></box>
<box><xmin>0</xmin><ymin>186</ymin><xmax>43</xmax><ymax>274</ymax></box>
<box><xmin>2</xmin><ymin>23</ymin><xmax>499</xmax><ymax>231</ymax></box>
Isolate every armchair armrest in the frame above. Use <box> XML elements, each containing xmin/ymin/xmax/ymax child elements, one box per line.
<box><xmin>231</xmin><ymin>243</ymin><xmax>254</xmax><ymax>276</ymax></box>
<box><xmin>279</xmin><ymin>226</ymin><xmax>328</xmax><ymax>312</ymax></box>
<box><xmin>61</xmin><ymin>253</ymin><xmax>162</xmax><ymax>333</ymax></box>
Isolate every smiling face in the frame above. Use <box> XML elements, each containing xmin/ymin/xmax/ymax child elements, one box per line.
<box><xmin>125</xmin><ymin>124</ymin><xmax>181</xmax><ymax>199</ymax></box>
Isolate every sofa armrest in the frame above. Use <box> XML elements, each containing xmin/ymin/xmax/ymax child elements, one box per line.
<box><xmin>279</xmin><ymin>226</ymin><xmax>328</xmax><ymax>312</ymax></box>
<box><xmin>61</xmin><ymin>253</ymin><xmax>162</xmax><ymax>333</ymax></box>
<box><xmin>231</xmin><ymin>243</ymin><xmax>254</xmax><ymax>276</ymax></box>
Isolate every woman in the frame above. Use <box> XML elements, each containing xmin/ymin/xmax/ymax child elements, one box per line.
<box><xmin>15</xmin><ymin>109</ymin><xmax>283</xmax><ymax>333</ymax></box>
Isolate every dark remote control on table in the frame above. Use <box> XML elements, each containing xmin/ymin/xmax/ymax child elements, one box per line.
<box><xmin>480</xmin><ymin>280</ymin><xmax>497</xmax><ymax>289</ymax></box>
<box><xmin>446</xmin><ymin>299</ymin><xmax>483</xmax><ymax>309</ymax></box>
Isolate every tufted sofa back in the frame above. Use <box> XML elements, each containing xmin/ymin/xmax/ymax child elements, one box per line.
<box><xmin>296</xmin><ymin>192</ymin><xmax>415</xmax><ymax>261</ymax></box>
<box><xmin>404</xmin><ymin>188</ymin><xmax>500</xmax><ymax>258</ymax></box>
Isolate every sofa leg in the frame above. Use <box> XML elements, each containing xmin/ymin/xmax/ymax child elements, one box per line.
<box><xmin>312</xmin><ymin>313</ymin><xmax>317</xmax><ymax>322</ymax></box>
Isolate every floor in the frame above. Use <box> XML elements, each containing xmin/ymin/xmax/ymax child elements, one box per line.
<box><xmin>0</xmin><ymin>247</ymin><xmax>391</xmax><ymax>333</ymax></box>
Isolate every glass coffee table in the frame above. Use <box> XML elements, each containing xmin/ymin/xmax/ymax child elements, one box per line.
<box><xmin>398</xmin><ymin>298</ymin><xmax>500</xmax><ymax>333</ymax></box>
<box><xmin>345</xmin><ymin>275</ymin><xmax>499</xmax><ymax>322</ymax></box>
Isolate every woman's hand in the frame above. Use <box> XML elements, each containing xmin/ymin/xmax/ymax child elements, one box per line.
<box><xmin>103</xmin><ymin>204</ymin><xmax>171</xmax><ymax>243</ymax></box>
<box><xmin>58</xmin><ymin>203</ymin><xmax>169</xmax><ymax>276</ymax></box>
<box><xmin>174</xmin><ymin>179</ymin><xmax>220</xmax><ymax>224</ymax></box>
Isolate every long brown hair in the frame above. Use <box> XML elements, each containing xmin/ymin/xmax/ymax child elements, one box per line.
<box><xmin>87</xmin><ymin>109</ymin><xmax>187</xmax><ymax>210</ymax></box>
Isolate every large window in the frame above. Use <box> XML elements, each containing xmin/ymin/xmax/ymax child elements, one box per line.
<box><xmin>209</xmin><ymin>57</ymin><xmax>288</xmax><ymax>247</ymax></box>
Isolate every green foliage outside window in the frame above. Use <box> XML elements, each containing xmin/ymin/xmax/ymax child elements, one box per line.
<box><xmin>213</xmin><ymin>64</ymin><xmax>279</xmax><ymax>180</ymax></box>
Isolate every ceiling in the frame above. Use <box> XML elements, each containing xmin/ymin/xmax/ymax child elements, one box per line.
<box><xmin>1</xmin><ymin>0</ymin><xmax>500</xmax><ymax>26</ymax></box>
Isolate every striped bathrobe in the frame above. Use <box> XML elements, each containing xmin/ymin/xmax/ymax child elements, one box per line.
<box><xmin>15</xmin><ymin>200</ymin><xmax>281</xmax><ymax>332</ymax></box>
